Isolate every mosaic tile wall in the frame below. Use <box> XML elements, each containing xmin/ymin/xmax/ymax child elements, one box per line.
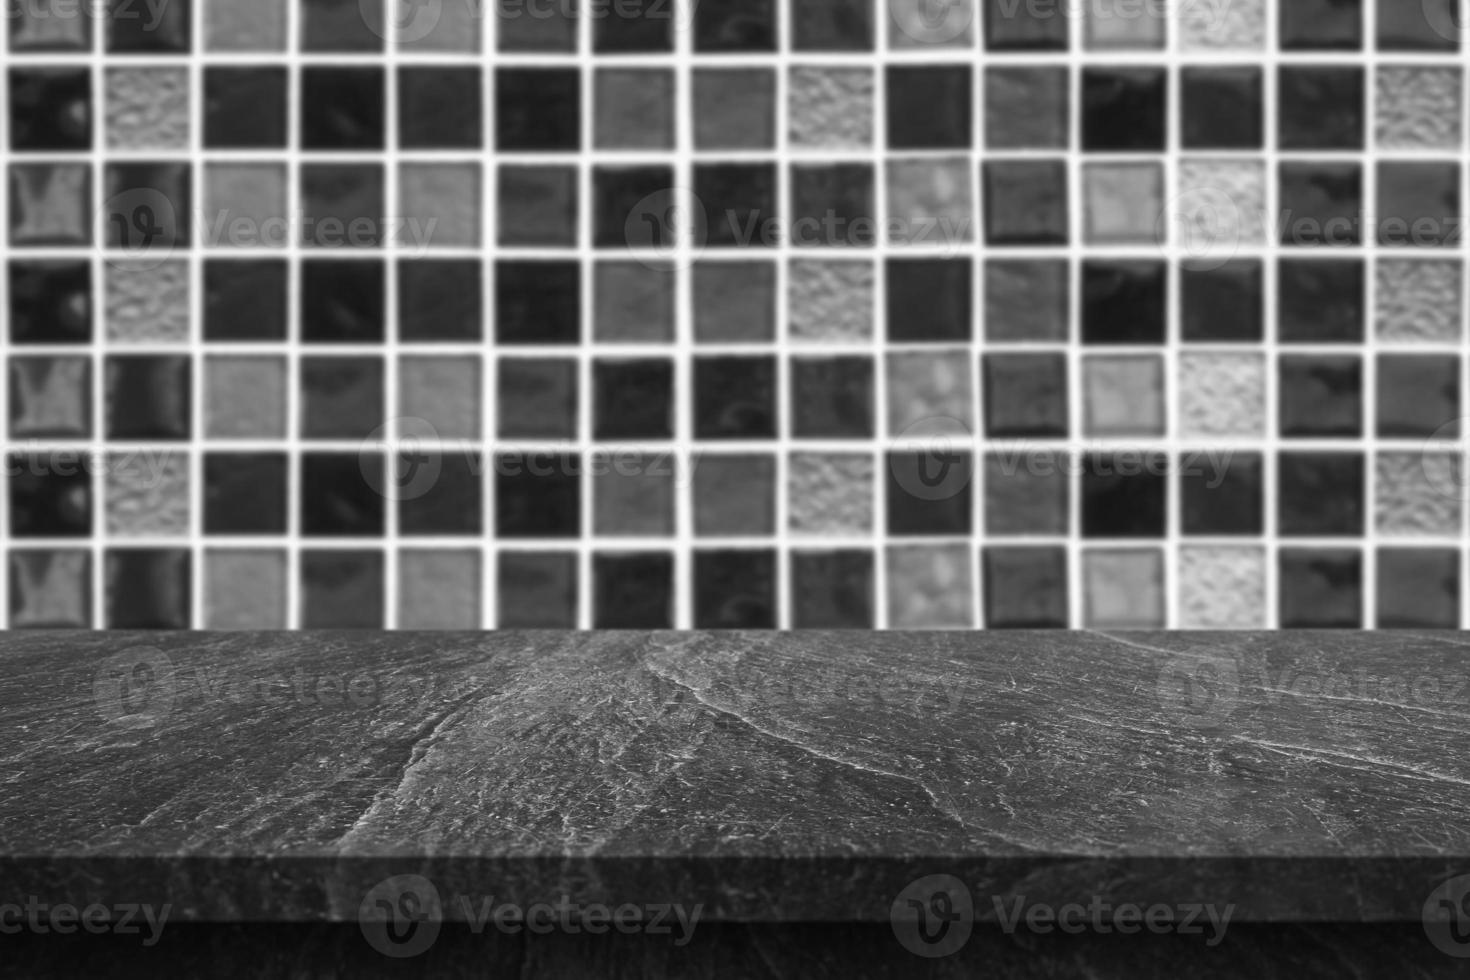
<box><xmin>3</xmin><ymin>0</ymin><xmax>1467</xmax><ymax>629</ymax></box>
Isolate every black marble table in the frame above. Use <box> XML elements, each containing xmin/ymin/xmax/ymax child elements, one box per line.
<box><xmin>3</xmin><ymin>631</ymin><xmax>1469</xmax><ymax>976</ymax></box>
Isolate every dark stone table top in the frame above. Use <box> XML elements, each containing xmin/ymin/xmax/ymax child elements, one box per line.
<box><xmin>4</xmin><ymin>630</ymin><xmax>1469</xmax><ymax>925</ymax></box>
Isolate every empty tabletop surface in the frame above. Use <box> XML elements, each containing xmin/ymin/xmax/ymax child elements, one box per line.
<box><xmin>2</xmin><ymin>630</ymin><xmax>1468</xmax><ymax>922</ymax></box>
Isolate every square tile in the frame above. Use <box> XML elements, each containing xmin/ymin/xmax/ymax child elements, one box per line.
<box><xmin>789</xmin><ymin>67</ymin><xmax>874</xmax><ymax>149</ymax></box>
<box><xmin>107</xmin><ymin>259</ymin><xmax>189</xmax><ymax>343</ymax></box>
<box><xmin>301</xmin><ymin>453</ymin><xmax>384</xmax><ymax>537</ymax></box>
<box><xmin>1278</xmin><ymin>452</ymin><xmax>1365</xmax><ymax>536</ymax></box>
<box><xmin>1279</xmin><ymin>67</ymin><xmax>1365</xmax><ymax>150</ymax></box>
<box><xmin>888</xmin><ymin>351</ymin><xmax>972</xmax><ymax>436</ymax></box>
<box><xmin>10</xmin><ymin>454</ymin><xmax>93</xmax><ymax>538</ymax></box>
<box><xmin>301</xmin><ymin>550</ymin><xmax>383</xmax><ymax>629</ymax></box>
<box><xmin>1278</xmin><ymin>163</ymin><xmax>1363</xmax><ymax>247</ymax></box>
<box><xmin>496</xmin><ymin>68</ymin><xmax>580</xmax><ymax>152</ymax></box>
<box><xmin>792</xmin><ymin>357</ymin><xmax>875</xmax><ymax>439</ymax></box>
<box><xmin>1179</xmin><ymin>353</ymin><xmax>1266</xmax><ymax>438</ymax></box>
<box><xmin>11</xmin><ymin>2</ymin><xmax>93</xmax><ymax>50</ymax></box>
<box><xmin>1179</xmin><ymin>547</ymin><xmax>1265</xmax><ymax>629</ymax></box>
<box><xmin>1376</xmin><ymin>259</ymin><xmax>1463</xmax><ymax>343</ymax></box>
<box><xmin>9</xmin><ymin>260</ymin><xmax>91</xmax><ymax>344</ymax></box>
<box><xmin>1083</xmin><ymin>355</ymin><xmax>1164</xmax><ymax>437</ymax></box>
<box><xmin>1377</xmin><ymin>452</ymin><xmax>1461</xmax><ymax>537</ymax></box>
<box><xmin>693</xmin><ymin>69</ymin><xmax>776</xmax><ymax>150</ymax></box>
<box><xmin>1376</xmin><ymin>66</ymin><xmax>1462</xmax><ymax>150</ymax></box>
<box><xmin>497</xmin><ymin>358</ymin><xmax>578</xmax><ymax>439</ymax></box>
<box><xmin>694</xmin><ymin>550</ymin><xmax>777</xmax><ymax>628</ymax></box>
<box><xmin>499</xmin><ymin>165</ymin><xmax>578</xmax><ymax>248</ymax></box>
<box><xmin>1278</xmin><ymin>355</ymin><xmax>1363</xmax><ymax>438</ymax></box>
<box><xmin>495</xmin><ymin>455</ymin><xmax>581</xmax><ymax>538</ymax></box>
<box><xmin>205</xmin><ymin>0</ymin><xmax>286</xmax><ymax>50</ymax></box>
<box><xmin>1377</xmin><ymin>162</ymin><xmax>1461</xmax><ymax>248</ymax></box>
<box><xmin>205</xmin><ymin>68</ymin><xmax>287</xmax><ymax>148</ymax></box>
<box><xmin>885</xmin><ymin>157</ymin><xmax>973</xmax><ymax>247</ymax></box>
<box><xmin>11</xmin><ymin>551</ymin><xmax>92</xmax><ymax>629</ymax></box>
<box><xmin>985</xmin><ymin>66</ymin><xmax>1068</xmax><ymax>149</ymax></box>
<box><xmin>595</xmin><ymin>262</ymin><xmax>676</xmax><ymax>343</ymax></box>
<box><xmin>1084</xmin><ymin>0</ymin><xmax>1165</xmax><ymax>49</ymax></box>
<box><xmin>1280</xmin><ymin>0</ymin><xmax>1362</xmax><ymax>50</ymax></box>
<box><xmin>1082</xmin><ymin>260</ymin><xmax>1166</xmax><ymax>345</ymax></box>
<box><xmin>400</xmin><ymin>260</ymin><xmax>482</xmax><ymax>342</ymax></box>
<box><xmin>1378</xmin><ymin>354</ymin><xmax>1459</xmax><ymax>438</ymax></box>
<box><xmin>887</xmin><ymin>258</ymin><xmax>973</xmax><ymax>343</ymax></box>
<box><xmin>399</xmin><ymin>454</ymin><xmax>483</xmax><ymax>537</ymax></box>
<box><xmin>1181</xmin><ymin>452</ymin><xmax>1263</xmax><ymax>536</ymax></box>
<box><xmin>694</xmin><ymin>0</ymin><xmax>777</xmax><ymax>52</ymax></box>
<box><xmin>203</xmin><ymin>453</ymin><xmax>287</xmax><ymax>535</ymax></box>
<box><xmin>1181</xmin><ymin>0</ymin><xmax>1265</xmax><ymax>50</ymax></box>
<box><xmin>1279</xmin><ymin>549</ymin><xmax>1362</xmax><ymax>629</ymax></box>
<box><xmin>983</xmin><ymin>353</ymin><xmax>1067</xmax><ymax>438</ymax></box>
<box><xmin>1378</xmin><ymin>0</ymin><xmax>1458</xmax><ymax>50</ymax></box>
<box><xmin>400</xmin><ymin>356</ymin><xmax>481</xmax><ymax>440</ymax></box>
<box><xmin>695</xmin><ymin>454</ymin><xmax>777</xmax><ymax>536</ymax></box>
<box><xmin>886</xmin><ymin>451</ymin><xmax>974</xmax><ymax>536</ymax></box>
<box><xmin>401</xmin><ymin>163</ymin><xmax>481</xmax><ymax>249</ymax></box>
<box><xmin>890</xmin><ymin>0</ymin><xmax>975</xmax><ymax>48</ymax></box>
<box><xmin>301</xmin><ymin>67</ymin><xmax>384</xmax><ymax>149</ymax></box>
<box><xmin>789</xmin><ymin>259</ymin><xmax>874</xmax><ymax>342</ymax></box>
<box><xmin>11</xmin><ymin>68</ymin><xmax>92</xmax><ymax>151</ymax></box>
<box><xmin>107</xmin><ymin>0</ymin><xmax>191</xmax><ymax>52</ymax></box>
<box><xmin>1083</xmin><ymin>162</ymin><xmax>1162</xmax><ymax>245</ymax></box>
<box><xmin>1279</xmin><ymin>258</ymin><xmax>1366</xmax><ymax>341</ymax></box>
<box><xmin>695</xmin><ymin>163</ymin><xmax>778</xmax><ymax>249</ymax></box>
<box><xmin>594</xmin><ymin>553</ymin><xmax>674</xmax><ymax>629</ymax></box>
<box><xmin>1182</xmin><ymin>260</ymin><xmax>1264</xmax><ymax>343</ymax></box>
<box><xmin>984</xmin><ymin>455</ymin><xmax>1069</xmax><ymax>536</ymax></box>
<box><xmin>301</xmin><ymin>0</ymin><xmax>382</xmax><ymax>50</ymax></box>
<box><xmin>693</xmin><ymin>261</ymin><xmax>777</xmax><ymax>343</ymax></box>
<box><xmin>985</xmin><ymin>160</ymin><xmax>1068</xmax><ymax>245</ymax></box>
<box><xmin>1083</xmin><ymin>549</ymin><xmax>1165</xmax><ymax>628</ymax></box>
<box><xmin>497</xmin><ymin>0</ymin><xmax>576</xmax><ymax>51</ymax></box>
<box><xmin>887</xmin><ymin>545</ymin><xmax>972</xmax><ymax>628</ymax></box>
<box><xmin>593</xmin><ymin>165</ymin><xmax>673</xmax><ymax>249</ymax></box>
<box><xmin>791</xmin><ymin>550</ymin><xmax>874</xmax><ymax>629</ymax></box>
<box><xmin>595</xmin><ymin>69</ymin><xmax>675</xmax><ymax>151</ymax></box>
<box><xmin>205</xmin><ymin>356</ymin><xmax>287</xmax><ymax>439</ymax></box>
<box><xmin>105</xmin><ymin>66</ymin><xmax>187</xmax><ymax>150</ymax></box>
<box><xmin>203</xmin><ymin>164</ymin><xmax>288</xmax><ymax>249</ymax></box>
<box><xmin>594</xmin><ymin>359</ymin><xmax>674</xmax><ymax>440</ymax></box>
<box><xmin>594</xmin><ymin>461</ymin><xmax>676</xmax><ymax>537</ymax></box>
<box><xmin>1082</xmin><ymin>454</ymin><xmax>1167</xmax><ymax>538</ymax></box>
<box><xmin>498</xmin><ymin>552</ymin><xmax>578</xmax><ymax>628</ymax></box>
<box><xmin>496</xmin><ymin>261</ymin><xmax>581</xmax><ymax>344</ymax></box>
<box><xmin>1082</xmin><ymin>67</ymin><xmax>1166</xmax><ymax>151</ymax></box>
<box><xmin>1182</xmin><ymin>67</ymin><xmax>1263</xmax><ymax>149</ymax></box>
<box><xmin>300</xmin><ymin>164</ymin><xmax>384</xmax><ymax>248</ymax></box>
<box><xmin>787</xmin><ymin>452</ymin><xmax>870</xmax><ymax>535</ymax></box>
<box><xmin>983</xmin><ymin>547</ymin><xmax>1068</xmax><ymax>628</ymax></box>
<box><xmin>399</xmin><ymin>550</ymin><xmax>481</xmax><ymax>630</ymax></box>
<box><xmin>792</xmin><ymin>163</ymin><xmax>876</xmax><ymax>248</ymax></box>
<box><xmin>107</xmin><ymin>451</ymin><xmax>189</xmax><ymax>537</ymax></box>
<box><xmin>399</xmin><ymin>67</ymin><xmax>482</xmax><ymax>150</ymax></box>
<box><xmin>984</xmin><ymin>0</ymin><xmax>1068</xmax><ymax>49</ymax></box>
<box><xmin>985</xmin><ymin>260</ymin><xmax>1068</xmax><ymax>343</ymax></box>
<box><xmin>1377</xmin><ymin>548</ymin><xmax>1459</xmax><ymax>628</ymax></box>
<box><xmin>11</xmin><ymin>357</ymin><xmax>91</xmax><ymax>439</ymax></box>
<box><xmin>595</xmin><ymin>0</ymin><xmax>673</xmax><ymax>51</ymax></box>
<box><xmin>301</xmin><ymin>259</ymin><xmax>385</xmax><ymax>342</ymax></box>
<box><xmin>10</xmin><ymin>164</ymin><xmax>93</xmax><ymax>246</ymax></box>
<box><xmin>886</xmin><ymin>66</ymin><xmax>972</xmax><ymax>149</ymax></box>
<box><xmin>106</xmin><ymin>355</ymin><xmax>191</xmax><ymax>441</ymax></box>
<box><xmin>106</xmin><ymin>550</ymin><xmax>191</xmax><ymax>630</ymax></box>
<box><xmin>794</xmin><ymin>0</ymin><xmax>873</xmax><ymax>49</ymax></box>
<box><xmin>694</xmin><ymin>357</ymin><xmax>777</xmax><ymax>439</ymax></box>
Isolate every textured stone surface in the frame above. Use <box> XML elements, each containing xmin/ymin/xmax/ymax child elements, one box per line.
<box><xmin>106</xmin><ymin>67</ymin><xmax>189</xmax><ymax>150</ymax></box>
<box><xmin>1179</xmin><ymin>0</ymin><xmax>1264</xmax><ymax>50</ymax></box>
<box><xmin>398</xmin><ymin>550</ymin><xmax>481</xmax><ymax>630</ymax></box>
<box><xmin>8</xmin><ymin>630</ymin><xmax>1470</xmax><ymax>929</ymax></box>
<box><xmin>204</xmin><ymin>550</ymin><xmax>287</xmax><ymax>629</ymax></box>
<box><xmin>1084</xmin><ymin>355</ymin><xmax>1165</xmax><ymax>436</ymax></box>
<box><xmin>105</xmin><ymin>451</ymin><xmax>189</xmax><ymax>537</ymax></box>
<box><xmin>788</xmin><ymin>259</ymin><xmax>875</xmax><ymax>342</ymax></box>
<box><xmin>1179</xmin><ymin>547</ymin><xmax>1266</xmax><ymax>628</ymax></box>
<box><xmin>1179</xmin><ymin>353</ymin><xmax>1266</xmax><ymax>438</ymax></box>
<box><xmin>1377</xmin><ymin>67</ymin><xmax>1462</xmax><ymax>151</ymax></box>
<box><xmin>788</xmin><ymin>452</ymin><xmax>873</xmax><ymax>534</ymax></box>
<box><xmin>885</xmin><ymin>157</ymin><xmax>974</xmax><ymax>245</ymax></box>
<box><xmin>205</xmin><ymin>0</ymin><xmax>288</xmax><ymax>50</ymax></box>
<box><xmin>205</xmin><ymin>356</ymin><xmax>288</xmax><ymax>439</ymax></box>
<box><xmin>1085</xmin><ymin>162</ymin><xmax>1163</xmax><ymax>243</ymax></box>
<box><xmin>885</xmin><ymin>351</ymin><xmax>972</xmax><ymax>435</ymax></box>
<box><xmin>1177</xmin><ymin>160</ymin><xmax>1267</xmax><ymax>247</ymax></box>
<box><xmin>789</xmin><ymin>67</ymin><xmax>873</xmax><ymax>149</ymax></box>
<box><xmin>886</xmin><ymin>544</ymin><xmax>972</xmax><ymax>628</ymax></box>
<box><xmin>1375</xmin><ymin>259</ymin><xmax>1463</xmax><ymax>343</ymax></box>
<box><xmin>1376</xmin><ymin>452</ymin><xmax>1463</xmax><ymax>537</ymax></box>
<box><xmin>1085</xmin><ymin>549</ymin><xmax>1166</xmax><ymax>627</ymax></box>
<box><xmin>106</xmin><ymin>260</ymin><xmax>190</xmax><ymax>343</ymax></box>
<box><xmin>399</xmin><ymin>357</ymin><xmax>482</xmax><ymax>440</ymax></box>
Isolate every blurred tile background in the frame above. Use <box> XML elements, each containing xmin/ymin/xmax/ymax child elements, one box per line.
<box><xmin>3</xmin><ymin>0</ymin><xmax>1468</xmax><ymax>628</ymax></box>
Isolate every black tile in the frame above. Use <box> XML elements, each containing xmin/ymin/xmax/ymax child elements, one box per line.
<box><xmin>694</xmin><ymin>163</ymin><xmax>778</xmax><ymax>248</ymax></box>
<box><xmin>498</xmin><ymin>552</ymin><xmax>578</xmax><ymax>628</ymax></box>
<box><xmin>1082</xmin><ymin>68</ymin><xmax>1166</xmax><ymax>152</ymax></box>
<box><xmin>694</xmin><ymin>550</ymin><xmax>777</xmax><ymax>628</ymax></box>
<box><xmin>8</xmin><ymin>68</ymin><xmax>90</xmax><ymax>151</ymax></box>
<box><xmin>496</xmin><ymin>68</ymin><xmax>580</xmax><ymax>152</ymax></box>
<box><xmin>694</xmin><ymin>357</ymin><xmax>776</xmax><ymax>439</ymax></box>
<box><xmin>107</xmin><ymin>0</ymin><xmax>191</xmax><ymax>52</ymax></box>
<box><xmin>105</xmin><ymin>550</ymin><xmax>190</xmax><ymax>630</ymax></box>
<box><xmin>1277</xmin><ymin>259</ymin><xmax>1364</xmax><ymax>342</ymax></box>
<box><xmin>1181</xmin><ymin>260</ymin><xmax>1263</xmax><ymax>343</ymax></box>
<box><xmin>1279</xmin><ymin>162</ymin><xmax>1363</xmax><ymax>247</ymax></box>
<box><xmin>1082</xmin><ymin>260</ymin><xmax>1166</xmax><ymax>344</ymax></box>
<box><xmin>1278</xmin><ymin>67</ymin><xmax>1364</xmax><ymax>150</ymax></box>
<box><xmin>1378</xmin><ymin>354</ymin><xmax>1460</xmax><ymax>438</ymax></box>
<box><xmin>301</xmin><ymin>259</ymin><xmax>386</xmax><ymax>343</ymax></box>
<box><xmin>594</xmin><ymin>166</ymin><xmax>678</xmax><ymax>249</ymax></box>
<box><xmin>1378</xmin><ymin>162</ymin><xmax>1460</xmax><ymax>248</ymax></box>
<box><xmin>983</xmin><ymin>547</ymin><xmax>1069</xmax><ymax>628</ymax></box>
<box><xmin>399</xmin><ymin>67</ymin><xmax>482</xmax><ymax>149</ymax></box>
<box><xmin>983</xmin><ymin>160</ymin><xmax>1068</xmax><ymax>245</ymax></box>
<box><xmin>594</xmin><ymin>0</ymin><xmax>673</xmax><ymax>51</ymax></box>
<box><xmin>1279</xmin><ymin>355</ymin><xmax>1363</xmax><ymax>437</ymax></box>
<box><xmin>300</xmin><ymin>164</ymin><xmax>384</xmax><ymax>248</ymax></box>
<box><xmin>693</xmin><ymin>261</ymin><xmax>777</xmax><ymax>342</ymax></box>
<box><xmin>204</xmin><ymin>453</ymin><xmax>288</xmax><ymax>535</ymax></box>
<box><xmin>300</xmin><ymin>356</ymin><xmax>383</xmax><ymax>440</ymax></box>
<box><xmin>495</xmin><ymin>261</ymin><xmax>581</xmax><ymax>345</ymax></box>
<box><xmin>887</xmin><ymin>258</ymin><xmax>973</xmax><ymax>343</ymax></box>
<box><xmin>594</xmin><ymin>553</ymin><xmax>674</xmax><ymax>629</ymax></box>
<box><xmin>498</xmin><ymin>166</ymin><xmax>577</xmax><ymax>246</ymax></box>
<box><xmin>399</xmin><ymin>453</ymin><xmax>483</xmax><ymax>536</ymax></box>
<box><xmin>694</xmin><ymin>0</ymin><xmax>777</xmax><ymax>51</ymax></box>
<box><xmin>301</xmin><ymin>550</ymin><xmax>384</xmax><ymax>628</ymax></box>
<box><xmin>887</xmin><ymin>66</ymin><xmax>972</xmax><ymax>149</ymax></box>
<box><xmin>105</xmin><ymin>163</ymin><xmax>190</xmax><ymax>250</ymax></box>
<box><xmin>1279</xmin><ymin>549</ymin><xmax>1362</xmax><ymax>629</ymax></box>
<box><xmin>1181</xmin><ymin>67</ymin><xmax>1262</xmax><ymax>150</ymax></box>
<box><xmin>1278</xmin><ymin>452</ymin><xmax>1364</xmax><ymax>536</ymax></box>
<box><xmin>302</xmin><ymin>0</ymin><xmax>383</xmax><ymax>50</ymax></box>
<box><xmin>301</xmin><ymin>67</ymin><xmax>385</xmax><ymax>150</ymax></box>
<box><xmin>1181</xmin><ymin>452</ymin><xmax>1263</xmax><ymax>536</ymax></box>
<box><xmin>106</xmin><ymin>355</ymin><xmax>190</xmax><ymax>440</ymax></box>
<box><xmin>9</xmin><ymin>261</ymin><xmax>90</xmax><ymax>344</ymax></box>
<box><xmin>399</xmin><ymin>260</ymin><xmax>482</xmax><ymax>342</ymax></box>
<box><xmin>984</xmin><ymin>353</ymin><xmax>1068</xmax><ymax>438</ymax></box>
<box><xmin>594</xmin><ymin>359</ymin><xmax>675</xmax><ymax>440</ymax></box>
<box><xmin>886</xmin><ymin>451</ymin><xmax>975</xmax><ymax>537</ymax></box>
<box><xmin>1377</xmin><ymin>548</ymin><xmax>1459</xmax><ymax>628</ymax></box>
<box><xmin>204</xmin><ymin>259</ymin><xmax>288</xmax><ymax>342</ymax></box>
<box><xmin>1082</xmin><ymin>454</ymin><xmax>1167</xmax><ymax>538</ymax></box>
<box><xmin>791</xmin><ymin>550</ymin><xmax>874</xmax><ymax>629</ymax></box>
<box><xmin>983</xmin><ymin>0</ymin><xmax>1068</xmax><ymax>49</ymax></box>
<box><xmin>789</xmin><ymin>164</ymin><xmax>876</xmax><ymax>248</ymax></box>
<box><xmin>9</xmin><ymin>455</ymin><xmax>91</xmax><ymax>537</ymax></box>
<box><xmin>1379</xmin><ymin>0</ymin><xmax>1459</xmax><ymax>50</ymax></box>
<box><xmin>496</xmin><ymin>455</ymin><xmax>582</xmax><ymax>538</ymax></box>
<box><xmin>791</xmin><ymin>356</ymin><xmax>875</xmax><ymax>439</ymax></box>
<box><xmin>497</xmin><ymin>358</ymin><xmax>578</xmax><ymax>439</ymax></box>
<box><xmin>302</xmin><ymin>453</ymin><xmax>385</xmax><ymax>537</ymax></box>
<box><xmin>1280</xmin><ymin>0</ymin><xmax>1362</xmax><ymax>49</ymax></box>
<box><xmin>794</xmin><ymin>0</ymin><xmax>872</xmax><ymax>50</ymax></box>
<box><xmin>204</xmin><ymin>67</ymin><xmax>288</xmax><ymax>148</ymax></box>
